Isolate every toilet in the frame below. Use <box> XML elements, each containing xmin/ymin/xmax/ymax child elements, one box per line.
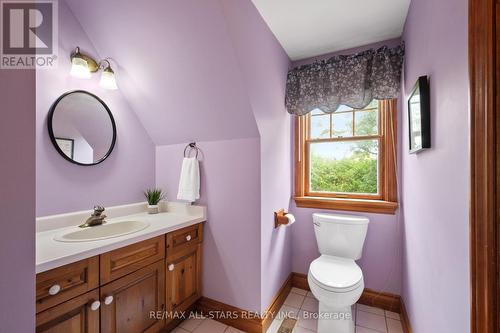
<box><xmin>307</xmin><ymin>213</ymin><xmax>369</xmax><ymax>333</ymax></box>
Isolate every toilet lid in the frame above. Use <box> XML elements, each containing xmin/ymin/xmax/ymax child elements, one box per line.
<box><xmin>309</xmin><ymin>256</ymin><xmax>363</xmax><ymax>292</ymax></box>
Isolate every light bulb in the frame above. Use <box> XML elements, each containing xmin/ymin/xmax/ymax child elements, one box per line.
<box><xmin>70</xmin><ymin>56</ymin><xmax>91</xmax><ymax>79</ymax></box>
<box><xmin>99</xmin><ymin>67</ymin><xmax>118</xmax><ymax>90</ymax></box>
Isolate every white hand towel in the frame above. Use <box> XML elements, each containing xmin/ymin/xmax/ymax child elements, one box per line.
<box><xmin>177</xmin><ymin>157</ymin><xmax>200</xmax><ymax>202</ymax></box>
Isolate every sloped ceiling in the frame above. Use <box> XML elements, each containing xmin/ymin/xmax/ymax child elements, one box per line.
<box><xmin>65</xmin><ymin>0</ymin><xmax>259</xmax><ymax>145</ymax></box>
<box><xmin>251</xmin><ymin>0</ymin><xmax>411</xmax><ymax>60</ymax></box>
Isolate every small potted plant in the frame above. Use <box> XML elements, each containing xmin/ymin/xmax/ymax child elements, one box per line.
<box><xmin>144</xmin><ymin>188</ymin><xmax>165</xmax><ymax>214</ymax></box>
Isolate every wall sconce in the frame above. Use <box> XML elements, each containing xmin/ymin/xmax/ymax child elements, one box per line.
<box><xmin>70</xmin><ymin>46</ymin><xmax>118</xmax><ymax>90</ymax></box>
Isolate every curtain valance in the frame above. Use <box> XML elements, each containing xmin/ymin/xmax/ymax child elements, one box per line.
<box><xmin>285</xmin><ymin>44</ymin><xmax>405</xmax><ymax>115</ymax></box>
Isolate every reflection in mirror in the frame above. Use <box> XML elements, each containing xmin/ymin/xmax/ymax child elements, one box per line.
<box><xmin>48</xmin><ymin>91</ymin><xmax>116</xmax><ymax>165</ymax></box>
<box><xmin>409</xmin><ymin>86</ymin><xmax>422</xmax><ymax>149</ymax></box>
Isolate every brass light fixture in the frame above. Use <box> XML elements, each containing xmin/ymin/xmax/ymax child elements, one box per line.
<box><xmin>70</xmin><ymin>46</ymin><xmax>118</xmax><ymax>90</ymax></box>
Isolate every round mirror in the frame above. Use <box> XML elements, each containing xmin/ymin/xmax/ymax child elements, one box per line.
<box><xmin>48</xmin><ymin>90</ymin><xmax>116</xmax><ymax>166</ymax></box>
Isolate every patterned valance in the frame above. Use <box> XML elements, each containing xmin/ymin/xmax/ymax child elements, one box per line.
<box><xmin>285</xmin><ymin>44</ymin><xmax>405</xmax><ymax>116</ymax></box>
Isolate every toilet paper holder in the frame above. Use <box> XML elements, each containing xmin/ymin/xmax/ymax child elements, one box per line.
<box><xmin>274</xmin><ymin>209</ymin><xmax>293</xmax><ymax>228</ymax></box>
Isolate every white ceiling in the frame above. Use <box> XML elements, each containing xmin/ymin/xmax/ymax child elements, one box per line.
<box><xmin>251</xmin><ymin>0</ymin><xmax>411</xmax><ymax>60</ymax></box>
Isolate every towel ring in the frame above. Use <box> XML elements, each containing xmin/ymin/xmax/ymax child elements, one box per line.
<box><xmin>184</xmin><ymin>142</ymin><xmax>199</xmax><ymax>158</ymax></box>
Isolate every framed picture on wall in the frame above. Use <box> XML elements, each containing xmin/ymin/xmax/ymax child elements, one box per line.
<box><xmin>408</xmin><ymin>76</ymin><xmax>431</xmax><ymax>153</ymax></box>
<box><xmin>55</xmin><ymin>138</ymin><xmax>74</xmax><ymax>159</ymax></box>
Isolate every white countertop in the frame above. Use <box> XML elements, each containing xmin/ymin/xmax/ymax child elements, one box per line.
<box><xmin>36</xmin><ymin>202</ymin><xmax>206</xmax><ymax>273</ymax></box>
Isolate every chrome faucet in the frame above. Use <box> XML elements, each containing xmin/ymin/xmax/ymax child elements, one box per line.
<box><xmin>79</xmin><ymin>206</ymin><xmax>107</xmax><ymax>228</ymax></box>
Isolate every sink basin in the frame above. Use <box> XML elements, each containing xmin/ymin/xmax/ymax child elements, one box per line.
<box><xmin>54</xmin><ymin>221</ymin><xmax>150</xmax><ymax>242</ymax></box>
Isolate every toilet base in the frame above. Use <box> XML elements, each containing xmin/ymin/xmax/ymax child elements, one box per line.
<box><xmin>317</xmin><ymin>303</ymin><xmax>355</xmax><ymax>333</ymax></box>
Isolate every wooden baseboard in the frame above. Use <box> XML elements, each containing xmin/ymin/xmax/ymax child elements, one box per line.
<box><xmin>358</xmin><ymin>288</ymin><xmax>401</xmax><ymax>313</ymax></box>
<box><xmin>262</xmin><ymin>274</ymin><xmax>292</xmax><ymax>332</ymax></box>
<box><xmin>400</xmin><ymin>298</ymin><xmax>412</xmax><ymax>333</ymax></box>
<box><xmin>291</xmin><ymin>272</ymin><xmax>310</xmax><ymax>291</ymax></box>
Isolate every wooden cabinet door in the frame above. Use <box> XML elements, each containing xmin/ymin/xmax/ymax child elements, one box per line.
<box><xmin>36</xmin><ymin>290</ymin><xmax>100</xmax><ymax>333</ymax></box>
<box><xmin>166</xmin><ymin>244</ymin><xmax>202</xmax><ymax>313</ymax></box>
<box><xmin>100</xmin><ymin>260</ymin><xmax>165</xmax><ymax>333</ymax></box>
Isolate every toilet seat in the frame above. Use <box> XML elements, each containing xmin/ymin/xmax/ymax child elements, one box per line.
<box><xmin>309</xmin><ymin>255</ymin><xmax>363</xmax><ymax>293</ymax></box>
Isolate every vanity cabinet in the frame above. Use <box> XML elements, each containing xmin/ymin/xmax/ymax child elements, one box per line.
<box><xmin>35</xmin><ymin>222</ymin><xmax>204</xmax><ymax>333</ymax></box>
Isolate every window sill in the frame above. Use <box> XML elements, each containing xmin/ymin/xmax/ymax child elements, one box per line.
<box><xmin>294</xmin><ymin>196</ymin><xmax>398</xmax><ymax>215</ymax></box>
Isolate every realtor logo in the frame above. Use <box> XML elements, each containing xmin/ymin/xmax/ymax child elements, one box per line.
<box><xmin>1</xmin><ymin>0</ymin><xmax>58</xmax><ymax>69</ymax></box>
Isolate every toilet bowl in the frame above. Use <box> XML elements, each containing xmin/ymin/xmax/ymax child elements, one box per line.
<box><xmin>308</xmin><ymin>213</ymin><xmax>369</xmax><ymax>333</ymax></box>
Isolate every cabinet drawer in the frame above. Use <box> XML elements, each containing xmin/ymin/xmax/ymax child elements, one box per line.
<box><xmin>36</xmin><ymin>289</ymin><xmax>100</xmax><ymax>333</ymax></box>
<box><xmin>36</xmin><ymin>257</ymin><xmax>99</xmax><ymax>313</ymax></box>
<box><xmin>100</xmin><ymin>235</ymin><xmax>165</xmax><ymax>284</ymax></box>
<box><xmin>166</xmin><ymin>223</ymin><xmax>203</xmax><ymax>258</ymax></box>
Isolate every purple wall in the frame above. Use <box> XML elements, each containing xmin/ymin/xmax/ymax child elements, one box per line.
<box><xmin>156</xmin><ymin>139</ymin><xmax>262</xmax><ymax>312</ymax></box>
<box><xmin>36</xmin><ymin>0</ymin><xmax>155</xmax><ymax>216</ymax></box>
<box><xmin>65</xmin><ymin>0</ymin><xmax>260</xmax><ymax>145</ymax></box>
<box><xmin>0</xmin><ymin>69</ymin><xmax>36</xmax><ymax>331</ymax></box>
<box><xmin>289</xmin><ymin>40</ymin><xmax>404</xmax><ymax>295</ymax></box>
<box><xmin>401</xmin><ymin>0</ymin><xmax>470</xmax><ymax>331</ymax></box>
<box><xmin>156</xmin><ymin>0</ymin><xmax>293</xmax><ymax>312</ymax></box>
<box><xmin>219</xmin><ymin>0</ymin><xmax>293</xmax><ymax>311</ymax></box>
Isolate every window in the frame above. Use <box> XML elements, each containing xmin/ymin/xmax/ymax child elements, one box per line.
<box><xmin>294</xmin><ymin>100</ymin><xmax>398</xmax><ymax>214</ymax></box>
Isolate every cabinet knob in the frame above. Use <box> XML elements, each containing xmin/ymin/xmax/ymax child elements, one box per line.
<box><xmin>104</xmin><ymin>295</ymin><xmax>114</xmax><ymax>305</ymax></box>
<box><xmin>168</xmin><ymin>264</ymin><xmax>175</xmax><ymax>271</ymax></box>
<box><xmin>186</xmin><ymin>235</ymin><xmax>192</xmax><ymax>241</ymax></box>
<box><xmin>48</xmin><ymin>284</ymin><xmax>61</xmax><ymax>296</ymax></box>
<box><xmin>90</xmin><ymin>300</ymin><xmax>101</xmax><ymax>311</ymax></box>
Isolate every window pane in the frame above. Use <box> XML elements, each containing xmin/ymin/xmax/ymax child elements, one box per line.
<box><xmin>311</xmin><ymin>108</ymin><xmax>326</xmax><ymax>115</ymax></box>
<box><xmin>332</xmin><ymin>112</ymin><xmax>353</xmax><ymax>137</ymax></box>
<box><xmin>309</xmin><ymin>140</ymin><xmax>379</xmax><ymax>194</ymax></box>
<box><xmin>336</xmin><ymin>105</ymin><xmax>353</xmax><ymax>112</ymax></box>
<box><xmin>355</xmin><ymin>110</ymin><xmax>378</xmax><ymax>136</ymax></box>
<box><xmin>365</xmin><ymin>99</ymin><xmax>378</xmax><ymax>109</ymax></box>
<box><xmin>310</xmin><ymin>115</ymin><xmax>330</xmax><ymax>139</ymax></box>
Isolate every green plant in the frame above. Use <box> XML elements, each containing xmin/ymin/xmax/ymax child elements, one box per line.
<box><xmin>310</xmin><ymin>154</ymin><xmax>377</xmax><ymax>194</ymax></box>
<box><xmin>144</xmin><ymin>188</ymin><xmax>165</xmax><ymax>205</ymax></box>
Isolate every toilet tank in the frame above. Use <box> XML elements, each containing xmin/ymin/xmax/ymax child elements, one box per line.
<box><xmin>313</xmin><ymin>213</ymin><xmax>369</xmax><ymax>260</ymax></box>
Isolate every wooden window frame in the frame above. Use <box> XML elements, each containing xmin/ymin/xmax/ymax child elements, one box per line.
<box><xmin>294</xmin><ymin>99</ymin><xmax>398</xmax><ymax>214</ymax></box>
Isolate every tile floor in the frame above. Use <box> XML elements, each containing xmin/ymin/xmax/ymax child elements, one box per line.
<box><xmin>172</xmin><ymin>315</ymin><xmax>246</xmax><ymax>333</ymax></box>
<box><xmin>266</xmin><ymin>287</ymin><xmax>404</xmax><ymax>333</ymax></box>
<box><xmin>171</xmin><ymin>287</ymin><xmax>404</xmax><ymax>333</ymax></box>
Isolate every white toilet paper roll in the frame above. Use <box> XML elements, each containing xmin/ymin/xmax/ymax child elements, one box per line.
<box><xmin>285</xmin><ymin>213</ymin><xmax>295</xmax><ymax>225</ymax></box>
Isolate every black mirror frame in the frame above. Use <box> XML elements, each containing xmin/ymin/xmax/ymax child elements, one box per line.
<box><xmin>47</xmin><ymin>90</ymin><xmax>117</xmax><ymax>166</ymax></box>
<box><xmin>407</xmin><ymin>75</ymin><xmax>431</xmax><ymax>154</ymax></box>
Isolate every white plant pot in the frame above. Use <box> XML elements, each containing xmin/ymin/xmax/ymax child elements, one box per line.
<box><xmin>147</xmin><ymin>205</ymin><xmax>159</xmax><ymax>214</ymax></box>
